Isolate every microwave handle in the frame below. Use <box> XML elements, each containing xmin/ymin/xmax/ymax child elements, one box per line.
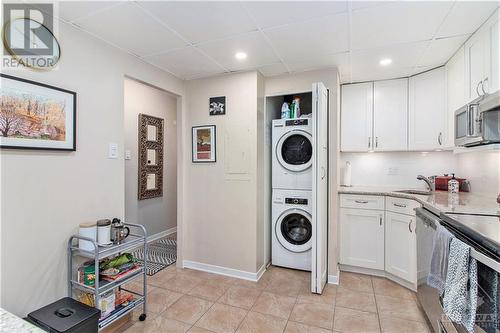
<box><xmin>468</xmin><ymin>104</ymin><xmax>480</xmax><ymax>137</ymax></box>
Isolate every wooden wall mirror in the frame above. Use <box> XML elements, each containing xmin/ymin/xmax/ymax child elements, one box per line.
<box><xmin>138</xmin><ymin>114</ymin><xmax>164</xmax><ymax>200</ymax></box>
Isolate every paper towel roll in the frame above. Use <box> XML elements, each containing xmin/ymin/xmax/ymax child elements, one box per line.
<box><xmin>342</xmin><ymin>161</ymin><xmax>352</xmax><ymax>187</ymax></box>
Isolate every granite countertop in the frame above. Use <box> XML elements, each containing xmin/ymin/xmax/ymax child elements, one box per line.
<box><xmin>0</xmin><ymin>308</ymin><xmax>45</xmax><ymax>333</ymax></box>
<box><xmin>338</xmin><ymin>185</ymin><xmax>500</xmax><ymax>216</ymax></box>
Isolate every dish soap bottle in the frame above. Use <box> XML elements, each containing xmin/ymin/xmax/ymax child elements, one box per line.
<box><xmin>448</xmin><ymin>174</ymin><xmax>459</xmax><ymax>194</ymax></box>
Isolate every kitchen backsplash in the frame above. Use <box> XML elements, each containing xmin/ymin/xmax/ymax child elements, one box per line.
<box><xmin>456</xmin><ymin>150</ymin><xmax>500</xmax><ymax>195</ymax></box>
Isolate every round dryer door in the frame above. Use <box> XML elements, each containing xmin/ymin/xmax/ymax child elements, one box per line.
<box><xmin>276</xmin><ymin>130</ymin><xmax>312</xmax><ymax>172</ymax></box>
<box><xmin>275</xmin><ymin>209</ymin><xmax>312</xmax><ymax>253</ymax></box>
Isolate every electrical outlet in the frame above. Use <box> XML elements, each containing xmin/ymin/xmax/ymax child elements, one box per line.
<box><xmin>387</xmin><ymin>167</ymin><xmax>399</xmax><ymax>175</ymax></box>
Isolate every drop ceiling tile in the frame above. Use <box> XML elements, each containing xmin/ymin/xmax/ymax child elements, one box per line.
<box><xmin>138</xmin><ymin>1</ymin><xmax>257</xmax><ymax>44</ymax></box>
<box><xmin>144</xmin><ymin>47</ymin><xmax>225</xmax><ymax>80</ymax></box>
<box><xmin>59</xmin><ymin>1</ymin><xmax>123</xmax><ymax>22</ymax></box>
<box><xmin>74</xmin><ymin>2</ymin><xmax>187</xmax><ymax>57</ymax></box>
<box><xmin>350</xmin><ymin>41</ymin><xmax>428</xmax><ymax>82</ymax></box>
<box><xmin>436</xmin><ymin>1</ymin><xmax>499</xmax><ymax>38</ymax></box>
<box><xmin>419</xmin><ymin>34</ymin><xmax>469</xmax><ymax>68</ymax></box>
<box><xmin>243</xmin><ymin>1</ymin><xmax>347</xmax><ymax>29</ymax></box>
<box><xmin>351</xmin><ymin>1</ymin><xmax>395</xmax><ymax>12</ymax></box>
<box><xmin>264</xmin><ymin>13</ymin><xmax>349</xmax><ymax>61</ymax></box>
<box><xmin>258</xmin><ymin>63</ymin><xmax>289</xmax><ymax>77</ymax></box>
<box><xmin>197</xmin><ymin>32</ymin><xmax>279</xmax><ymax>71</ymax></box>
<box><xmin>286</xmin><ymin>52</ymin><xmax>349</xmax><ymax>73</ymax></box>
<box><xmin>351</xmin><ymin>1</ymin><xmax>453</xmax><ymax>50</ymax></box>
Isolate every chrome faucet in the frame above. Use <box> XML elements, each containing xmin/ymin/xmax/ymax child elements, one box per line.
<box><xmin>417</xmin><ymin>175</ymin><xmax>435</xmax><ymax>192</ymax></box>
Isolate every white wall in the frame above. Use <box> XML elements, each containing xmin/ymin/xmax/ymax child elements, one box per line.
<box><xmin>0</xmin><ymin>22</ymin><xmax>185</xmax><ymax>316</ymax></box>
<box><xmin>340</xmin><ymin>151</ymin><xmax>457</xmax><ymax>189</ymax></box>
<box><xmin>456</xmin><ymin>151</ymin><xmax>500</xmax><ymax>195</ymax></box>
<box><xmin>183</xmin><ymin>72</ymin><xmax>260</xmax><ymax>273</ymax></box>
<box><xmin>124</xmin><ymin>78</ymin><xmax>178</xmax><ymax>236</ymax></box>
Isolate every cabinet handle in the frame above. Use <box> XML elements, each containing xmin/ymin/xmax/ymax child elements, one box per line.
<box><xmin>375</xmin><ymin>137</ymin><xmax>379</xmax><ymax>148</ymax></box>
<box><xmin>476</xmin><ymin>81</ymin><xmax>482</xmax><ymax>97</ymax></box>
<box><xmin>379</xmin><ymin>216</ymin><xmax>383</xmax><ymax>226</ymax></box>
<box><xmin>394</xmin><ymin>203</ymin><xmax>407</xmax><ymax>208</ymax></box>
<box><xmin>368</xmin><ymin>137</ymin><xmax>371</xmax><ymax>149</ymax></box>
<box><xmin>438</xmin><ymin>132</ymin><xmax>442</xmax><ymax>145</ymax></box>
<box><xmin>355</xmin><ymin>200</ymin><xmax>369</xmax><ymax>204</ymax></box>
<box><xmin>481</xmin><ymin>78</ymin><xmax>488</xmax><ymax>95</ymax></box>
<box><xmin>409</xmin><ymin>219</ymin><xmax>413</xmax><ymax>233</ymax></box>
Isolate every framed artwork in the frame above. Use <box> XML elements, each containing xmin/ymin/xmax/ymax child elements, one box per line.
<box><xmin>192</xmin><ymin>125</ymin><xmax>216</xmax><ymax>163</ymax></box>
<box><xmin>209</xmin><ymin>96</ymin><xmax>225</xmax><ymax>116</ymax></box>
<box><xmin>0</xmin><ymin>73</ymin><xmax>76</xmax><ymax>150</ymax></box>
<box><xmin>138</xmin><ymin>114</ymin><xmax>164</xmax><ymax>200</ymax></box>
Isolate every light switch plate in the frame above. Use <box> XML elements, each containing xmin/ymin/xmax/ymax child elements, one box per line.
<box><xmin>387</xmin><ymin>167</ymin><xmax>399</xmax><ymax>175</ymax></box>
<box><xmin>108</xmin><ymin>143</ymin><xmax>118</xmax><ymax>159</ymax></box>
<box><xmin>125</xmin><ymin>150</ymin><xmax>131</xmax><ymax>160</ymax></box>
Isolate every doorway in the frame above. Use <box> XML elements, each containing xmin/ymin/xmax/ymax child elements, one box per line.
<box><xmin>124</xmin><ymin>77</ymin><xmax>179</xmax><ymax>273</ymax></box>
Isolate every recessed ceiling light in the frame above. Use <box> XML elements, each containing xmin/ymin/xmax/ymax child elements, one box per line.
<box><xmin>235</xmin><ymin>52</ymin><xmax>247</xmax><ymax>60</ymax></box>
<box><xmin>379</xmin><ymin>58</ymin><xmax>392</xmax><ymax>66</ymax></box>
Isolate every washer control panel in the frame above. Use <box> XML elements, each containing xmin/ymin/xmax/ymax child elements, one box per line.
<box><xmin>285</xmin><ymin>119</ymin><xmax>308</xmax><ymax>126</ymax></box>
<box><xmin>285</xmin><ymin>198</ymin><xmax>308</xmax><ymax>205</ymax></box>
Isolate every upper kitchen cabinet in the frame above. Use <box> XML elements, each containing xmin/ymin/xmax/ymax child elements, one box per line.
<box><xmin>446</xmin><ymin>46</ymin><xmax>466</xmax><ymax>147</ymax></box>
<box><xmin>409</xmin><ymin>67</ymin><xmax>446</xmax><ymax>151</ymax></box>
<box><xmin>341</xmin><ymin>82</ymin><xmax>373</xmax><ymax>152</ymax></box>
<box><xmin>373</xmin><ymin>79</ymin><xmax>408</xmax><ymax>151</ymax></box>
<box><xmin>465</xmin><ymin>8</ymin><xmax>499</xmax><ymax>100</ymax></box>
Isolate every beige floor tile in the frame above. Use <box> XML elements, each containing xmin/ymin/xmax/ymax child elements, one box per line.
<box><xmin>338</xmin><ymin>271</ymin><xmax>373</xmax><ymax>293</ymax></box>
<box><xmin>147</xmin><ymin>270</ymin><xmax>176</xmax><ymax>288</ymax></box>
<box><xmin>189</xmin><ymin>280</ymin><xmax>231</xmax><ymax>302</ymax></box>
<box><xmin>289</xmin><ymin>302</ymin><xmax>334</xmax><ymax>330</ymax></box>
<box><xmin>335</xmin><ymin>286</ymin><xmax>377</xmax><ymax>313</ymax></box>
<box><xmin>297</xmin><ymin>284</ymin><xmax>336</xmax><ymax>306</ymax></box>
<box><xmin>123</xmin><ymin>280</ymin><xmax>154</xmax><ymax>295</ymax></box>
<box><xmin>375</xmin><ymin>295</ymin><xmax>426</xmax><ymax>322</ymax></box>
<box><xmin>268</xmin><ymin>266</ymin><xmax>310</xmax><ymax>281</ymax></box>
<box><xmin>379</xmin><ymin>315</ymin><xmax>431</xmax><ymax>333</ymax></box>
<box><xmin>284</xmin><ymin>321</ymin><xmax>333</xmax><ymax>333</ymax></box>
<box><xmin>218</xmin><ymin>286</ymin><xmax>262</xmax><ymax>309</ymax></box>
<box><xmin>188</xmin><ymin>327</ymin><xmax>216</xmax><ymax>333</ymax></box>
<box><xmin>230</xmin><ymin>277</ymin><xmax>269</xmax><ymax>290</ymax></box>
<box><xmin>147</xmin><ymin>288</ymin><xmax>183</xmax><ymax>314</ymax></box>
<box><xmin>265</xmin><ymin>276</ymin><xmax>304</xmax><ymax>297</ymax></box>
<box><xmin>125</xmin><ymin>316</ymin><xmax>191</xmax><ymax>333</ymax></box>
<box><xmin>235</xmin><ymin>311</ymin><xmax>287</xmax><ymax>333</ymax></box>
<box><xmin>372</xmin><ymin>277</ymin><xmax>415</xmax><ymax>300</ymax></box>
<box><xmin>251</xmin><ymin>291</ymin><xmax>296</xmax><ymax>319</ymax></box>
<box><xmin>333</xmin><ymin>306</ymin><xmax>380</xmax><ymax>333</ymax></box>
<box><xmin>164</xmin><ymin>295</ymin><xmax>213</xmax><ymax>325</ymax></box>
<box><xmin>195</xmin><ymin>303</ymin><xmax>247</xmax><ymax>333</ymax></box>
<box><xmin>163</xmin><ymin>273</ymin><xmax>203</xmax><ymax>294</ymax></box>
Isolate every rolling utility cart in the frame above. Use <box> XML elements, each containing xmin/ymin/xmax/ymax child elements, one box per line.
<box><xmin>68</xmin><ymin>223</ymin><xmax>147</xmax><ymax>331</ymax></box>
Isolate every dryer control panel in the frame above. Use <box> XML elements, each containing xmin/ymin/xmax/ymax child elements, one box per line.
<box><xmin>285</xmin><ymin>198</ymin><xmax>308</xmax><ymax>205</ymax></box>
<box><xmin>285</xmin><ymin>119</ymin><xmax>308</xmax><ymax>126</ymax></box>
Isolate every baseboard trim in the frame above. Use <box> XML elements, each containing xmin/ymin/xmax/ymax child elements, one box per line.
<box><xmin>147</xmin><ymin>227</ymin><xmax>177</xmax><ymax>243</ymax></box>
<box><xmin>182</xmin><ymin>260</ymin><xmax>265</xmax><ymax>282</ymax></box>
<box><xmin>327</xmin><ymin>265</ymin><xmax>340</xmax><ymax>284</ymax></box>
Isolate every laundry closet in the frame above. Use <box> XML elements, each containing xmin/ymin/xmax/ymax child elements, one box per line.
<box><xmin>264</xmin><ymin>82</ymin><xmax>329</xmax><ymax>294</ymax></box>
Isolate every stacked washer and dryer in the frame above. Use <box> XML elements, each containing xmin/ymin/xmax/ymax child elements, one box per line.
<box><xmin>272</xmin><ymin>118</ymin><xmax>314</xmax><ymax>271</ymax></box>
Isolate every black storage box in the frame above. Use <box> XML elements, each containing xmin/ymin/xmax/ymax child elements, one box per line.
<box><xmin>27</xmin><ymin>297</ymin><xmax>100</xmax><ymax>333</ymax></box>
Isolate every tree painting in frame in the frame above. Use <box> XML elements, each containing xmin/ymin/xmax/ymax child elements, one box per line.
<box><xmin>192</xmin><ymin>125</ymin><xmax>216</xmax><ymax>163</ymax></box>
<box><xmin>0</xmin><ymin>74</ymin><xmax>76</xmax><ymax>150</ymax></box>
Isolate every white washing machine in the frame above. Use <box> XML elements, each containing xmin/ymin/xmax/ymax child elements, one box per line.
<box><xmin>272</xmin><ymin>189</ymin><xmax>312</xmax><ymax>271</ymax></box>
<box><xmin>272</xmin><ymin>118</ymin><xmax>313</xmax><ymax>190</ymax></box>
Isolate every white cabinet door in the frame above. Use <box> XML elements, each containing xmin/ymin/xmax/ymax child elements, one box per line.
<box><xmin>341</xmin><ymin>82</ymin><xmax>373</xmax><ymax>152</ymax></box>
<box><xmin>489</xmin><ymin>11</ymin><xmax>499</xmax><ymax>94</ymax></box>
<box><xmin>385</xmin><ymin>211</ymin><xmax>416</xmax><ymax>284</ymax></box>
<box><xmin>446</xmin><ymin>47</ymin><xmax>466</xmax><ymax>148</ymax></box>
<box><xmin>409</xmin><ymin>67</ymin><xmax>446</xmax><ymax>151</ymax></box>
<box><xmin>340</xmin><ymin>208</ymin><xmax>384</xmax><ymax>270</ymax></box>
<box><xmin>373</xmin><ymin>79</ymin><xmax>408</xmax><ymax>151</ymax></box>
<box><xmin>465</xmin><ymin>26</ymin><xmax>491</xmax><ymax>101</ymax></box>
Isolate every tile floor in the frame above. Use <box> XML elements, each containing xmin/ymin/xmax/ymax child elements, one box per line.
<box><xmin>123</xmin><ymin>266</ymin><xmax>430</xmax><ymax>333</ymax></box>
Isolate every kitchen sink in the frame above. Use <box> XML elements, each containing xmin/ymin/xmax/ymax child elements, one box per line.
<box><xmin>395</xmin><ymin>189</ymin><xmax>432</xmax><ymax>195</ymax></box>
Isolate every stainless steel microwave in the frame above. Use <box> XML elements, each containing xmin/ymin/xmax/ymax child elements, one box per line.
<box><xmin>455</xmin><ymin>91</ymin><xmax>500</xmax><ymax>147</ymax></box>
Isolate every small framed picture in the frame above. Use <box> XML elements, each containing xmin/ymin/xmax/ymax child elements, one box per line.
<box><xmin>192</xmin><ymin>125</ymin><xmax>216</xmax><ymax>163</ymax></box>
<box><xmin>209</xmin><ymin>96</ymin><xmax>226</xmax><ymax>116</ymax></box>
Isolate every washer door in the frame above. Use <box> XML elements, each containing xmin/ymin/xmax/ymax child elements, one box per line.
<box><xmin>276</xmin><ymin>209</ymin><xmax>312</xmax><ymax>253</ymax></box>
<box><xmin>276</xmin><ymin>130</ymin><xmax>312</xmax><ymax>172</ymax></box>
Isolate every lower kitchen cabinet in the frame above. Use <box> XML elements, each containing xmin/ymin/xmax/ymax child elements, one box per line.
<box><xmin>339</xmin><ymin>208</ymin><xmax>385</xmax><ymax>270</ymax></box>
<box><xmin>385</xmin><ymin>211</ymin><xmax>417</xmax><ymax>284</ymax></box>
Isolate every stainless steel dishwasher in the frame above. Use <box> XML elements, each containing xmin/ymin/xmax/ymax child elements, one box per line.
<box><xmin>416</xmin><ymin>207</ymin><xmax>500</xmax><ymax>333</ymax></box>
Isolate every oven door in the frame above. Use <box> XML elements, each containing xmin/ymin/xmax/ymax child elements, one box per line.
<box><xmin>416</xmin><ymin>208</ymin><xmax>500</xmax><ymax>333</ymax></box>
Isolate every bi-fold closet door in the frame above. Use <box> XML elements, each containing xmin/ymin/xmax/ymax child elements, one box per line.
<box><xmin>311</xmin><ymin>82</ymin><xmax>329</xmax><ymax>294</ymax></box>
